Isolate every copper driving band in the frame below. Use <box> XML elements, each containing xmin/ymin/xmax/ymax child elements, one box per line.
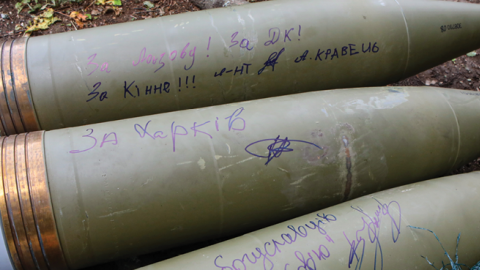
<box><xmin>0</xmin><ymin>38</ymin><xmax>40</xmax><ymax>136</ymax></box>
<box><xmin>0</xmin><ymin>131</ymin><xmax>68</xmax><ymax>270</ymax></box>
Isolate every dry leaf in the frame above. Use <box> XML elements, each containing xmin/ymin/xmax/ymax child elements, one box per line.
<box><xmin>70</xmin><ymin>11</ymin><xmax>91</xmax><ymax>29</ymax></box>
<box><xmin>25</xmin><ymin>8</ymin><xmax>61</xmax><ymax>33</ymax></box>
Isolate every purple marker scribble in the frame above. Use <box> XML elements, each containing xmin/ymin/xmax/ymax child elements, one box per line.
<box><xmin>343</xmin><ymin>199</ymin><xmax>402</xmax><ymax>270</ymax></box>
<box><xmin>132</xmin><ymin>48</ymin><xmax>146</xmax><ymax>66</ymax></box>
<box><xmin>214</xmin><ymin>213</ymin><xmax>337</xmax><ymax>270</ymax></box>
<box><xmin>225</xmin><ymin>107</ymin><xmax>246</xmax><ymax>131</ymax></box>
<box><xmin>134</xmin><ymin>43</ymin><xmax>196</xmax><ymax>73</ymax></box>
<box><xmin>245</xmin><ymin>136</ymin><xmax>324</xmax><ymax>165</ymax></box>
<box><xmin>87</xmin><ymin>54</ymin><xmax>99</xmax><ymax>75</ymax></box>
<box><xmin>264</xmin><ymin>27</ymin><xmax>280</xmax><ymax>46</ymax></box>
<box><xmin>169</xmin><ymin>50</ymin><xmax>178</xmax><ymax>61</ymax></box>
<box><xmin>294</xmin><ymin>245</ymin><xmax>330</xmax><ymax>270</ymax></box>
<box><xmin>154</xmin><ymin>53</ymin><xmax>166</xmax><ymax>73</ymax></box>
<box><xmin>229</xmin><ymin>31</ymin><xmax>254</xmax><ymax>51</ymax></box>
<box><xmin>191</xmin><ymin>121</ymin><xmax>213</xmax><ymax>139</ymax></box>
<box><xmin>284</xmin><ymin>28</ymin><xmax>294</xmax><ymax>42</ymax></box>
<box><xmin>87</xmin><ymin>54</ymin><xmax>111</xmax><ymax>76</ymax></box>
<box><xmin>185</xmin><ymin>46</ymin><xmax>196</xmax><ymax>70</ymax></box>
<box><xmin>230</xmin><ymin>32</ymin><xmax>239</xmax><ymax>48</ymax></box>
<box><xmin>100</xmin><ymin>132</ymin><xmax>118</xmax><ymax>148</ymax></box>
<box><xmin>70</xmin><ymin>129</ymin><xmax>97</xmax><ymax>154</ymax></box>
<box><xmin>171</xmin><ymin>122</ymin><xmax>188</xmax><ymax>152</ymax></box>
<box><xmin>133</xmin><ymin>108</ymin><xmax>246</xmax><ymax>153</ymax></box>
<box><xmin>134</xmin><ymin>121</ymin><xmax>168</xmax><ymax>139</ymax></box>
<box><xmin>100</xmin><ymin>62</ymin><xmax>111</xmax><ymax>73</ymax></box>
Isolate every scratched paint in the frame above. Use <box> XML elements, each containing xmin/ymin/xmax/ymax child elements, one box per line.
<box><xmin>342</xmin><ymin>135</ymin><xmax>353</xmax><ymax>202</ymax></box>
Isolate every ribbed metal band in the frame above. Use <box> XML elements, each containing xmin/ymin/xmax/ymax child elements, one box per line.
<box><xmin>0</xmin><ymin>204</ymin><xmax>15</xmax><ymax>270</ymax></box>
<box><xmin>0</xmin><ymin>131</ymin><xmax>68</xmax><ymax>270</ymax></box>
<box><xmin>0</xmin><ymin>41</ymin><xmax>18</xmax><ymax>136</ymax></box>
<box><xmin>0</xmin><ymin>38</ymin><xmax>40</xmax><ymax>136</ymax></box>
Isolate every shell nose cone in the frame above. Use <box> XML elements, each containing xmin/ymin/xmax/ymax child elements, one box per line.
<box><xmin>399</xmin><ymin>0</ymin><xmax>480</xmax><ymax>78</ymax></box>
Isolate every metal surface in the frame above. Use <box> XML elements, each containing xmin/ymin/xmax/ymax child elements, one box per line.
<box><xmin>1</xmin><ymin>40</ymin><xmax>22</xmax><ymax>135</ymax></box>
<box><xmin>26</xmin><ymin>131</ymin><xmax>69</xmax><ymax>270</ymax></box>
<box><xmin>2</xmin><ymin>41</ymin><xmax>25</xmax><ymax>134</ymax></box>
<box><xmin>138</xmin><ymin>171</ymin><xmax>480</xmax><ymax>270</ymax></box>
<box><xmin>0</xmin><ymin>0</ymin><xmax>477</xmax><ymax>134</ymax></box>
<box><xmin>3</xmin><ymin>135</ymin><xmax>36</xmax><ymax>269</ymax></box>
<box><xmin>10</xmin><ymin>38</ymin><xmax>41</xmax><ymax>133</ymax></box>
<box><xmin>0</xmin><ymin>137</ymin><xmax>23</xmax><ymax>270</ymax></box>
<box><xmin>0</xmin><ymin>210</ymin><xmax>15</xmax><ymax>270</ymax></box>
<box><xmin>15</xmin><ymin>133</ymin><xmax>49</xmax><ymax>270</ymax></box>
<box><xmin>42</xmin><ymin>86</ymin><xmax>480</xmax><ymax>269</ymax></box>
<box><xmin>0</xmin><ymin>41</ymin><xmax>8</xmax><ymax>137</ymax></box>
<box><xmin>0</xmin><ymin>132</ymin><xmax>68</xmax><ymax>270</ymax></box>
<box><xmin>0</xmin><ymin>41</ymin><xmax>17</xmax><ymax>136</ymax></box>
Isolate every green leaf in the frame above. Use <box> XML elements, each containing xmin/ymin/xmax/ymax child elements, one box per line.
<box><xmin>25</xmin><ymin>8</ymin><xmax>60</xmax><ymax>33</ymax></box>
<box><xmin>86</xmin><ymin>14</ymin><xmax>92</xmax><ymax>20</ymax></box>
<box><xmin>106</xmin><ymin>0</ymin><xmax>122</xmax><ymax>6</ymax></box>
<box><xmin>143</xmin><ymin>1</ymin><xmax>154</xmax><ymax>9</ymax></box>
<box><xmin>27</xmin><ymin>3</ymin><xmax>42</xmax><ymax>13</ymax></box>
<box><xmin>15</xmin><ymin>2</ymin><xmax>25</xmax><ymax>14</ymax></box>
<box><xmin>43</xmin><ymin>9</ymin><xmax>54</xmax><ymax>18</ymax></box>
<box><xmin>467</xmin><ymin>51</ymin><xmax>477</xmax><ymax>57</ymax></box>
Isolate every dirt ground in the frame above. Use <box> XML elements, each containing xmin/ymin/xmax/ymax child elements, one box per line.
<box><xmin>1</xmin><ymin>0</ymin><xmax>480</xmax><ymax>269</ymax></box>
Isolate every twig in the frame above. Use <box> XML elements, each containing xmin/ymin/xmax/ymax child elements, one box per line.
<box><xmin>86</xmin><ymin>0</ymin><xmax>97</xmax><ymax>9</ymax></box>
<box><xmin>71</xmin><ymin>20</ymin><xmax>78</xmax><ymax>30</ymax></box>
<box><xmin>55</xmin><ymin>11</ymin><xmax>70</xmax><ymax>18</ymax></box>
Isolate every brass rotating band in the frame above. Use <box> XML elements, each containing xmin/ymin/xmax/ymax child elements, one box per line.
<box><xmin>0</xmin><ymin>41</ymin><xmax>18</xmax><ymax>136</ymax></box>
<box><xmin>0</xmin><ymin>38</ymin><xmax>40</xmax><ymax>136</ymax></box>
<box><xmin>0</xmin><ymin>131</ymin><xmax>68</xmax><ymax>270</ymax></box>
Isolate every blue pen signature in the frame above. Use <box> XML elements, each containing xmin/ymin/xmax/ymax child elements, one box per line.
<box><xmin>343</xmin><ymin>198</ymin><xmax>401</xmax><ymax>270</ymax></box>
<box><xmin>245</xmin><ymin>135</ymin><xmax>323</xmax><ymax>165</ymax></box>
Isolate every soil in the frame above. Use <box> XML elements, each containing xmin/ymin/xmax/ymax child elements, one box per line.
<box><xmin>1</xmin><ymin>0</ymin><xmax>480</xmax><ymax>269</ymax></box>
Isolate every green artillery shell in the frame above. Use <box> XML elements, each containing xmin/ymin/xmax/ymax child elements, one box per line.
<box><xmin>138</xmin><ymin>171</ymin><xmax>480</xmax><ymax>270</ymax></box>
<box><xmin>1</xmin><ymin>0</ymin><xmax>480</xmax><ymax>134</ymax></box>
<box><xmin>1</xmin><ymin>86</ymin><xmax>480</xmax><ymax>269</ymax></box>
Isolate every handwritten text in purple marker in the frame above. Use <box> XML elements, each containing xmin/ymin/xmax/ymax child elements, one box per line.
<box><xmin>134</xmin><ymin>107</ymin><xmax>246</xmax><ymax>152</ymax></box>
<box><xmin>132</xmin><ymin>43</ymin><xmax>197</xmax><ymax>73</ymax></box>
<box><xmin>87</xmin><ymin>54</ymin><xmax>111</xmax><ymax>76</ymax></box>
<box><xmin>264</xmin><ymin>25</ymin><xmax>302</xmax><ymax>46</ymax></box>
<box><xmin>229</xmin><ymin>31</ymin><xmax>255</xmax><ymax>51</ymax></box>
<box><xmin>70</xmin><ymin>129</ymin><xmax>118</xmax><ymax>154</ymax></box>
<box><xmin>214</xmin><ymin>213</ymin><xmax>337</xmax><ymax>270</ymax></box>
<box><xmin>343</xmin><ymin>198</ymin><xmax>401</xmax><ymax>270</ymax></box>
